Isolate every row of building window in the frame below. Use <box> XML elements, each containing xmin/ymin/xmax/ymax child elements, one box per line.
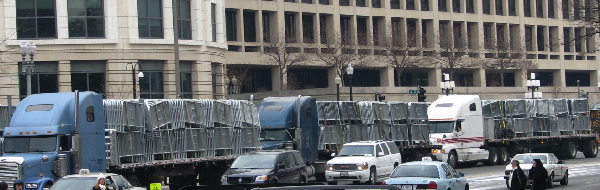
<box><xmin>16</xmin><ymin>0</ymin><xmax>217</xmax><ymax>40</ymax></box>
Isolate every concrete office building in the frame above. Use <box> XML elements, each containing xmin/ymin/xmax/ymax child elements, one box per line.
<box><xmin>0</xmin><ymin>0</ymin><xmax>228</xmax><ymax>105</ymax></box>
<box><xmin>224</xmin><ymin>0</ymin><xmax>600</xmax><ymax>103</ymax></box>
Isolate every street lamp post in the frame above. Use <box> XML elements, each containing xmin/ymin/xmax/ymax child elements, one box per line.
<box><xmin>440</xmin><ymin>73</ymin><xmax>455</xmax><ymax>96</ymax></box>
<box><xmin>347</xmin><ymin>64</ymin><xmax>354</xmax><ymax>101</ymax></box>
<box><xmin>127</xmin><ymin>63</ymin><xmax>144</xmax><ymax>99</ymax></box>
<box><xmin>19</xmin><ymin>42</ymin><xmax>37</xmax><ymax>96</ymax></box>
<box><xmin>526</xmin><ymin>73</ymin><xmax>541</xmax><ymax>99</ymax></box>
<box><xmin>335</xmin><ymin>76</ymin><xmax>341</xmax><ymax>101</ymax></box>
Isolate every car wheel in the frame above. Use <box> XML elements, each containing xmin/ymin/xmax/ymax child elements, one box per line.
<box><xmin>448</xmin><ymin>151</ymin><xmax>458</xmax><ymax>169</ymax></box>
<box><xmin>485</xmin><ymin>147</ymin><xmax>498</xmax><ymax>166</ymax></box>
<box><xmin>560</xmin><ymin>172</ymin><xmax>568</xmax><ymax>185</ymax></box>
<box><xmin>465</xmin><ymin>184</ymin><xmax>469</xmax><ymax>190</ymax></box>
<box><xmin>327</xmin><ymin>181</ymin><xmax>337</xmax><ymax>185</ymax></box>
<box><xmin>583</xmin><ymin>140</ymin><xmax>598</xmax><ymax>158</ymax></box>
<box><xmin>498</xmin><ymin>147</ymin><xmax>509</xmax><ymax>165</ymax></box>
<box><xmin>547</xmin><ymin>173</ymin><xmax>554</xmax><ymax>188</ymax></box>
<box><xmin>367</xmin><ymin>168</ymin><xmax>377</xmax><ymax>185</ymax></box>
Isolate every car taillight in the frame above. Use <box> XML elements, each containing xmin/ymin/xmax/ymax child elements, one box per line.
<box><xmin>381</xmin><ymin>181</ymin><xmax>386</xmax><ymax>185</ymax></box>
<box><xmin>426</xmin><ymin>181</ymin><xmax>437</xmax><ymax>189</ymax></box>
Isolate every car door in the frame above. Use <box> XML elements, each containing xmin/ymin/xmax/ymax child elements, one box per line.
<box><xmin>378</xmin><ymin>143</ymin><xmax>391</xmax><ymax>176</ymax></box>
<box><xmin>549</xmin><ymin>154</ymin><xmax>563</xmax><ymax>179</ymax></box>
<box><xmin>283</xmin><ymin>152</ymin><xmax>298</xmax><ymax>183</ymax></box>
<box><xmin>374</xmin><ymin>144</ymin><xmax>385</xmax><ymax>175</ymax></box>
<box><xmin>448</xmin><ymin>164</ymin><xmax>467</xmax><ymax>189</ymax></box>
<box><xmin>291</xmin><ymin>152</ymin><xmax>307</xmax><ymax>182</ymax></box>
<box><xmin>275</xmin><ymin>153</ymin><xmax>289</xmax><ymax>183</ymax></box>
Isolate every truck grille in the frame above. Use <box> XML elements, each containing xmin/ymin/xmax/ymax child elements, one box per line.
<box><xmin>333</xmin><ymin>164</ymin><xmax>357</xmax><ymax>170</ymax></box>
<box><xmin>0</xmin><ymin>162</ymin><xmax>20</xmax><ymax>185</ymax></box>
<box><xmin>227</xmin><ymin>177</ymin><xmax>254</xmax><ymax>184</ymax></box>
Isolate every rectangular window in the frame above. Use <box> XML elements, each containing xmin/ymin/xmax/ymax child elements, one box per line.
<box><xmin>439</xmin><ymin>0</ymin><xmax>447</xmax><ymax>11</ymax></box>
<box><xmin>536</xmin><ymin>0</ymin><xmax>543</xmax><ymax>17</ymax></box>
<box><xmin>211</xmin><ymin>3</ymin><xmax>217</xmax><ymax>41</ymax></box>
<box><xmin>71</xmin><ymin>61</ymin><xmax>105</xmax><ymax>95</ymax></box>
<box><xmin>548</xmin><ymin>0</ymin><xmax>554</xmax><ymax>18</ymax></box>
<box><xmin>180</xmin><ymin>62</ymin><xmax>192</xmax><ymax>99</ymax></box>
<box><xmin>525</xmin><ymin>26</ymin><xmax>533</xmax><ymax>51</ymax></box>
<box><xmin>303</xmin><ymin>15</ymin><xmax>314</xmax><ymax>43</ymax></box>
<box><xmin>391</xmin><ymin>0</ymin><xmax>401</xmax><ymax>9</ymax></box>
<box><xmin>422</xmin><ymin>20</ymin><xmax>428</xmax><ymax>47</ymax></box>
<box><xmin>497</xmin><ymin>24</ymin><xmax>505</xmax><ymax>48</ymax></box>
<box><xmin>226</xmin><ymin>10</ymin><xmax>237</xmax><ymax>41</ymax></box>
<box><xmin>483</xmin><ymin>0</ymin><xmax>491</xmax><ymax>14</ymax></box>
<box><xmin>575</xmin><ymin>28</ymin><xmax>582</xmax><ymax>52</ymax></box>
<box><xmin>285</xmin><ymin>13</ymin><xmax>297</xmax><ymax>43</ymax></box>
<box><xmin>562</xmin><ymin>0</ymin><xmax>569</xmax><ymax>19</ymax></box>
<box><xmin>356</xmin><ymin>0</ymin><xmax>366</xmax><ymax>7</ymax></box>
<box><xmin>177</xmin><ymin>0</ymin><xmax>191</xmax><ymax>39</ymax></box>
<box><xmin>19</xmin><ymin>61</ymin><xmax>58</xmax><ymax>99</ymax></box>
<box><xmin>574</xmin><ymin>0</ymin><xmax>580</xmax><ymax>20</ymax></box>
<box><xmin>392</xmin><ymin>19</ymin><xmax>402</xmax><ymax>46</ymax></box>
<box><xmin>454</xmin><ymin>22</ymin><xmax>462</xmax><ymax>48</ymax></box>
<box><xmin>357</xmin><ymin>17</ymin><xmax>367</xmax><ymax>45</ymax></box>
<box><xmin>302</xmin><ymin>0</ymin><xmax>313</xmax><ymax>3</ymax></box>
<box><xmin>509</xmin><ymin>0</ymin><xmax>516</xmax><ymax>16</ymax></box>
<box><xmin>243</xmin><ymin>11</ymin><xmax>257</xmax><ymax>42</ymax></box>
<box><xmin>340</xmin><ymin>16</ymin><xmax>351</xmax><ymax>44</ymax></box>
<box><xmin>319</xmin><ymin>15</ymin><xmax>327</xmax><ymax>44</ymax></box>
<box><xmin>496</xmin><ymin>0</ymin><xmax>503</xmax><ymax>15</ymax></box>
<box><xmin>138</xmin><ymin>0</ymin><xmax>163</xmax><ymax>38</ymax></box>
<box><xmin>319</xmin><ymin>0</ymin><xmax>330</xmax><ymax>5</ymax></box>
<box><xmin>68</xmin><ymin>0</ymin><xmax>104</xmax><ymax>38</ymax></box>
<box><xmin>407</xmin><ymin>20</ymin><xmax>417</xmax><ymax>47</ymax></box>
<box><xmin>17</xmin><ymin>0</ymin><xmax>57</xmax><ymax>39</ymax></box>
<box><xmin>484</xmin><ymin>24</ymin><xmax>492</xmax><ymax>49</ymax></box>
<box><xmin>421</xmin><ymin>0</ymin><xmax>430</xmax><ymax>11</ymax></box>
<box><xmin>263</xmin><ymin>13</ymin><xmax>271</xmax><ymax>42</ymax></box>
<box><xmin>452</xmin><ymin>0</ymin><xmax>460</xmax><ymax>12</ymax></box>
<box><xmin>284</xmin><ymin>0</ymin><xmax>295</xmax><ymax>2</ymax></box>
<box><xmin>466</xmin><ymin>0</ymin><xmax>474</xmax><ymax>13</ymax></box>
<box><xmin>372</xmin><ymin>0</ymin><xmax>381</xmax><ymax>8</ymax></box>
<box><xmin>407</xmin><ymin>0</ymin><xmax>416</xmax><ymax>10</ymax></box>
<box><xmin>139</xmin><ymin>61</ymin><xmax>164</xmax><ymax>99</ymax></box>
<box><xmin>340</xmin><ymin>0</ymin><xmax>350</xmax><ymax>6</ymax></box>
<box><xmin>524</xmin><ymin>0</ymin><xmax>531</xmax><ymax>17</ymax></box>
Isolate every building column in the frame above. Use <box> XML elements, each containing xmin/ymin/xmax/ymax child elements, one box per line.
<box><xmin>194</xmin><ymin>61</ymin><xmax>216</xmax><ymax>99</ymax></box>
<box><xmin>105</xmin><ymin>60</ymin><xmax>137</xmax><ymax>99</ymax></box>
<box><xmin>515</xmin><ymin>69</ymin><xmax>526</xmax><ymax>87</ymax></box>
<box><xmin>554</xmin><ymin>69</ymin><xmax>565</xmax><ymax>87</ymax></box>
<box><xmin>431</xmin><ymin>68</ymin><xmax>442</xmax><ymax>88</ymax></box>
<box><xmin>381</xmin><ymin>67</ymin><xmax>394</xmax><ymax>87</ymax></box>
<box><xmin>164</xmin><ymin>60</ymin><xmax>177</xmax><ymax>99</ymax></box>
<box><xmin>473</xmin><ymin>68</ymin><xmax>485</xmax><ymax>87</ymax></box>
<box><xmin>58</xmin><ymin>60</ymin><xmax>71</xmax><ymax>92</ymax></box>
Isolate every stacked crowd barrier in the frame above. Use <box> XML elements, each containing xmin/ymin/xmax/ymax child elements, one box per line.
<box><xmin>103</xmin><ymin>99</ymin><xmax>260</xmax><ymax>167</ymax></box>
<box><xmin>482</xmin><ymin>98</ymin><xmax>591</xmax><ymax>139</ymax></box>
<box><xmin>316</xmin><ymin>101</ymin><xmax>430</xmax><ymax>152</ymax></box>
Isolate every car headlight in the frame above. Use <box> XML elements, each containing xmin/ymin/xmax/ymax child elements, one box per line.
<box><xmin>357</xmin><ymin>162</ymin><xmax>369</xmax><ymax>170</ymax></box>
<box><xmin>326</xmin><ymin>163</ymin><xmax>334</xmax><ymax>171</ymax></box>
<box><xmin>221</xmin><ymin>175</ymin><xmax>227</xmax><ymax>182</ymax></box>
<box><xmin>26</xmin><ymin>183</ymin><xmax>38</xmax><ymax>189</ymax></box>
<box><xmin>255</xmin><ymin>175</ymin><xmax>268</xmax><ymax>182</ymax></box>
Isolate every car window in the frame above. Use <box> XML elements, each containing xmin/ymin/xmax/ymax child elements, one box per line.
<box><xmin>447</xmin><ymin>164</ymin><xmax>460</xmax><ymax>178</ymax></box>
<box><xmin>277</xmin><ymin>154</ymin><xmax>286</xmax><ymax>166</ymax></box>
<box><xmin>285</xmin><ymin>153</ymin><xmax>296</xmax><ymax>168</ymax></box>
<box><xmin>441</xmin><ymin>164</ymin><xmax>452</xmax><ymax>178</ymax></box>
<box><xmin>292</xmin><ymin>152</ymin><xmax>304</xmax><ymax>165</ymax></box>
<box><xmin>376</xmin><ymin>144</ymin><xmax>383</xmax><ymax>156</ymax></box>
<box><xmin>386</xmin><ymin>142</ymin><xmax>400</xmax><ymax>154</ymax></box>
<box><xmin>512</xmin><ymin>155</ymin><xmax>548</xmax><ymax>164</ymax></box>
<box><xmin>106</xmin><ymin>176</ymin><xmax>118</xmax><ymax>190</ymax></box>
<box><xmin>111</xmin><ymin>175</ymin><xmax>131</xmax><ymax>190</ymax></box>
<box><xmin>380</xmin><ymin>143</ymin><xmax>390</xmax><ymax>155</ymax></box>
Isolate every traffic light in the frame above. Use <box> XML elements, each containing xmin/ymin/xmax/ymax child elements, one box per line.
<box><xmin>417</xmin><ymin>86</ymin><xmax>426</xmax><ymax>102</ymax></box>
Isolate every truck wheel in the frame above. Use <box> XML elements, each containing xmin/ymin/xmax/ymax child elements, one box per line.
<box><xmin>560</xmin><ymin>172</ymin><xmax>568</xmax><ymax>185</ymax></box>
<box><xmin>448</xmin><ymin>151</ymin><xmax>458</xmax><ymax>169</ymax></box>
<box><xmin>583</xmin><ymin>140</ymin><xmax>598</xmax><ymax>158</ymax></box>
<box><xmin>563</xmin><ymin>142</ymin><xmax>577</xmax><ymax>159</ymax></box>
<box><xmin>315</xmin><ymin>173</ymin><xmax>327</xmax><ymax>182</ymax></box>
<box><xmin>485</xmin><ymin>147</ymin><xmax>498</xmax><ymax>166</ymax></box>
<box><xmin>497</xmin><ymin>147</ymin><xmax>509</xmax><ymax>165</ymax></box>
<box><xmin>367</xmin><ymin>168</ymin><xmax>377</xmax><ymax>185</ymax></box>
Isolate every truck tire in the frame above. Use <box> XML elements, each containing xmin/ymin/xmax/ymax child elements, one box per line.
<box><xmin>497</xmin><ymin>147</ymin><xmax>509</xmax><ymax>165</ymax></box>
<box><xmin>583</xmin><ymin>140</ymin><xmax>598</xmax><ymax>158</ymax></box>
<box><xmin>485</xmin><ymin>147</ymin><xmax>498</xmax><ymax>166</ymax></box>
<box><xmin>563</xmin><ymin>142</ymin><xmax>577</xmax><ymax>159</ymax></box>
<box><xmin>315</xmin><ymin>173</ymin><xmax>327</xmax><ymax>182</ymax></box>
<box><xmin>448</xmin><ymin>151</ymin><xmax>458</xmax><ymax>169</ymax></box>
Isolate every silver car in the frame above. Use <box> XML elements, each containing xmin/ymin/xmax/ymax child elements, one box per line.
<box><xmin>504</xmin><ymin>153</ymin><xmax>568</xmax><ymax>188</ymax></box>
<box><xmin>49</xmin><ymin>172</ymin><xmax>146</xmax><ymax>190</ymax></box>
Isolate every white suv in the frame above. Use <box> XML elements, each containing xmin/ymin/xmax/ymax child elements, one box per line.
<box><xmin>325</xmin><ymin>141</ymin><xmax>402</xmax><ymax>185</ymax></box>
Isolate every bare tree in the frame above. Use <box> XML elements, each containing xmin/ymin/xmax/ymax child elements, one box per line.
<box><xmin>225</xmin><ymin>65</ymin><xmax>250</xmax><ymax>94</ymax></box>
<box><xmin>312</xmin><ymin>32</ymin><xmax>369</xmax><ymax>85</ymax></box>
<box><xmin>435</xmin><ymin>26</ymin><xmax>471</xmax><ymax>81</ymax></box>
<box><xmin>262</xmin><ymin>36</ymin><xmax>309</xmax><ymax>92</ymax></box>
<box><xmin>381</xmin><ymin>27</ymin><xmax>430</xmax><ymax>86</ymax></box>
<box><xmin>561</xmin><ymin>0</ymin><xmax>600</xmax><ymax>52</ymax></box>
<box><xmin>477</xmin><ymin>37</ymin><xmax>538</xmax><ymax>87</ymax></box>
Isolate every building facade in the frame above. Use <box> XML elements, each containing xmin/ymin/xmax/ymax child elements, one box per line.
<box><xmin>225</xmin><ymin>0</ymin><xmax>600</xmax><ymax>102</ymax></box>
<box><xmin>0</xmin><ymin>0</ymin><xmax>228</xmax><ymax>105</ymax></box>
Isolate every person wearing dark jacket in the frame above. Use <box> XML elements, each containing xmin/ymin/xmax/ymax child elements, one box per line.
<box><xmin>529</xmin><ymin>159</ymin><xmax>548</xmax><ymax>190</ymax></box>
<box><xmin>509</xmin><ymin>160</ymin><xmax>528</xmax><ymax>190</ymax></box>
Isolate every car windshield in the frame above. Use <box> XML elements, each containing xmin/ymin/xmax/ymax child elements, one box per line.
<box><xmin>230</xmin><ymin>154</ymin><xmax>277</xmax><ymax>169</ymax></box>
<box><xmin>391</xmin><ymin>165</ymin><xmax>440</xmax><ymax>178</ymax></box>
<box><xmin>50</xmin><ymin>177</ymin><xmax>99</xmax><ymax>190</ymax></box>
<box><xmin>337</xmin><ymin>145</ymin><xmax>374</xmax><ymax>156</ymax></box>
<box><xmin>512</xmin><ymin>155</ymin><xmax>547</xmax><ymax>164</ymax></box>
<box><xmin>429</xmin><ymin>121</ymin><xmax>455</xmax><ymax>133</ymax></box>
<box><xmin>259</xmin><ymin>130</ymin><xmax>286</xmax><ymax>141</ymax></box>
<box><xmin>4</xmin><ymin>136</ymin><xmax>57</xmax><ymax>153</ymax></box>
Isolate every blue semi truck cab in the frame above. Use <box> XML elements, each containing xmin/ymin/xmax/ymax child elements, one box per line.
<box><xmin>257</xmin><ymin>96</ymin><xmax>319</xmax><ymax>178</ymax></box>
<box><xmin>0</xmin><ymin>92</ymin><xmax>106</xmax><ymax>189</ymax></box>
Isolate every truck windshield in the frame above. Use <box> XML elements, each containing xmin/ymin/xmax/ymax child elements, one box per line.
<box><xmin>4</xmin><ymin>136</ymin><xmax>57</xmax><ymax>153</ymax></box>
<box><xmin>429</xmin><ymin>121</ymin><xmax>455</xmax><ymax>133</ymax></box>
<box><xmin>230</xmin><ymin>154</ymin><xmax>277</xmax><ymax>169</ymax></box>
<box><xmin>337</xmin><ymin>145</ymin><xmax>374</xmax><ymax>157</ymax></box>
<box><xmin>259</xmin><ymin>130</ymin><xmax>286</xmax><ymax>141</ymax></box>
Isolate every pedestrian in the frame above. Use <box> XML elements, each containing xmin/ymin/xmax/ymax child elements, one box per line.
<box><xmin>508</xmin><ymin>160</ymin><xmax>528</xmax><ymax>190</ymax></box>
<box><xmin>92</xmin><ymin>174</ymin><xmax>111</xmax><ymax>190</ymax></box>
<box><xmin>0</xmin><ymin>181</ymin><xmax>8</xmax><ymax>190</ymax></box>
<box><xmin>13</xmin><ymin>179</ymin><xmax>23</xmax><ymax>190</ymax></box>
<box><xmin>529</xmin><ymin>159</ymin><xmax>548</xmax><ymax>190</ymax></box>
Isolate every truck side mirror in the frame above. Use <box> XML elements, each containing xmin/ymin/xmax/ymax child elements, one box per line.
<box><xmin>278</xmin><ymin>164</ymin><xmax>286</xmax><ymax>170</ymax></box>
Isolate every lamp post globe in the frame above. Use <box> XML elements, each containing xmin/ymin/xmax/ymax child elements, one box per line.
<box><xmin>346</xmin><ymin>64</ymin><xmax>354</xmax><ymax>101</ymax></box>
